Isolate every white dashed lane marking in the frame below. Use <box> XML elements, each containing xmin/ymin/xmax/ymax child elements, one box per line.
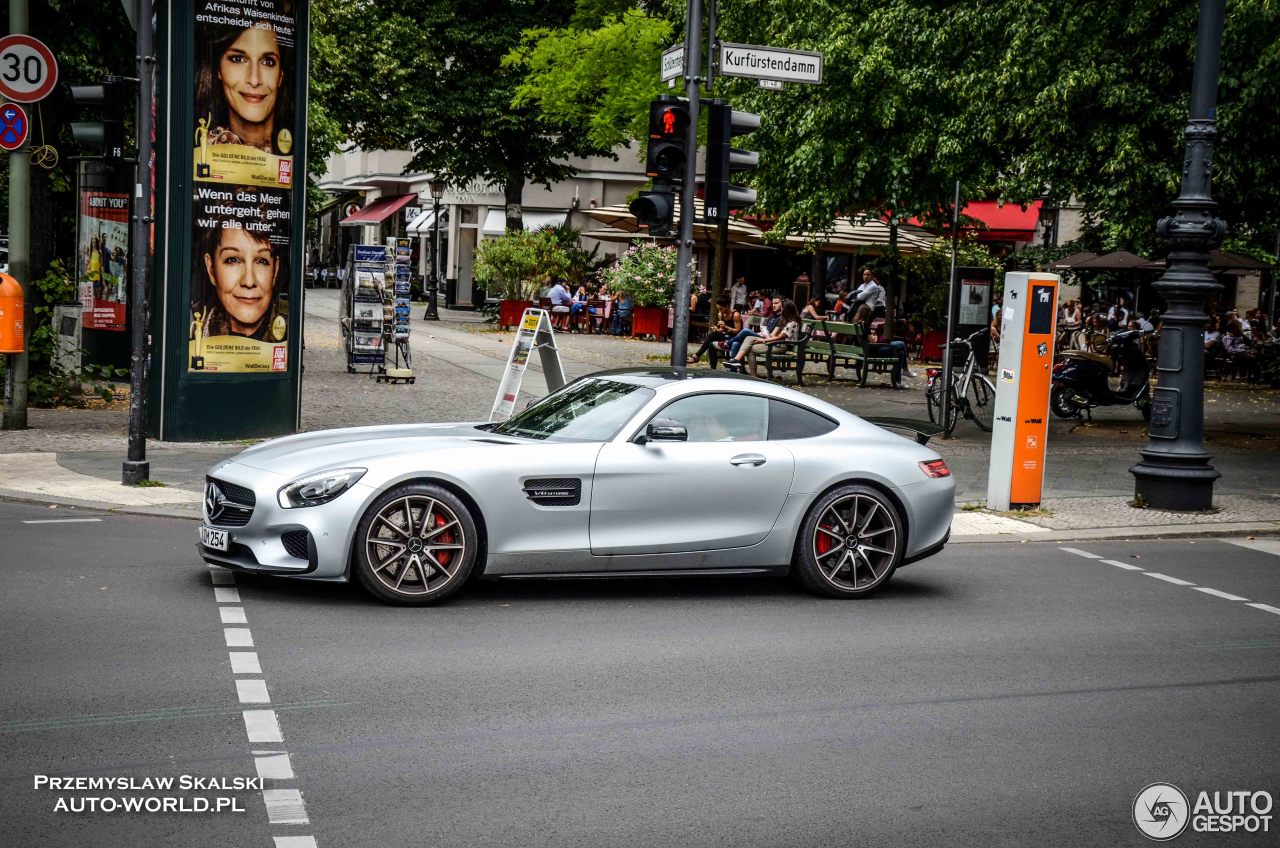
<box><xmin>209</xmin><ymin>567</ymin><xmax>316</xmax><ymax>845</ymax></box>
<box><xmin>21</xmin><ymin>518</ymin><xmax>104</xmax><ymax>524</ymax></box>
<box><xmin>1144</xmin><ymin>573</ymin><xmax>1196</xmax><ymax>587</ymax></box>
<box><xmin>1060</xmin><ymin>545</ymin><xmax>1279</xmax><ymax>619</ymax></box>
<box><xmin>1196</xmin><ymin>588</ymin><xmax>1250</xmax><ymax>602</ymax></box>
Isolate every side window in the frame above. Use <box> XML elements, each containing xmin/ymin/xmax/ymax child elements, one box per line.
<box><xmin>768</xmin><ymin>399</ymin><xmax>838</xmax><ymax>440</ymax></box>
<box><xmin>657</xmin><ymin>393</ymin><xmax>769</xmax><ymax>442</ymax></box>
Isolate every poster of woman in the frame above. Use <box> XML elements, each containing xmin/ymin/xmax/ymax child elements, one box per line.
<box><xmin>193</xmin><ymin>0</ymin><xmax>296</xmax><ymax>189</ymax></box>
<box><xmin>188</xmin><ymin>187</ymin><xmax>290</xmax><ymax>372</ymax></box>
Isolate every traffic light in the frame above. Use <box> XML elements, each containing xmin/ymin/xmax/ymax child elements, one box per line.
<box><xmin>632</xmin><ymin>96</ymin><xmax>691</xmax><ymax>236</ymax></box>
<box><xmin>644</xmin><ymin>95</ymin><xmax>691</xmax><ymax>184</ymax></box>
<box><xmin>703</xmin><ymin>100</ymin><xmax>760</xmax><ymax>223</ymax></box>
<box><xmin>70</xmin><ymin>76</ymin><xmax>133</xmax><ymax>165</ymax></box>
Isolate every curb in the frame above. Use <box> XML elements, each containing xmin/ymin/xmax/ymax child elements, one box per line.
<box><xmin>0</xmin><ymin>489</ymin><xmax>200</xmax><ymax>521</ymax></box>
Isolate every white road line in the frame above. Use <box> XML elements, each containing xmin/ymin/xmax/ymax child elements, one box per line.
<box><xmin>1060</xmin><ymin>547</ymin><xmax>1101</xmax><ymax>559</ymax></box>
<box><xmin>253</xmin><ymin>752</ymin><xmax>296</xmax><ymax>781</ymax></box>
<box><xmin>224</xmin><ymin>628</ymin><xmax>254</xmax><ymax>648</ymax></box>
<box><xmin>1221</xmin><ymin>537</ymin><xmax>1280</xmax><ymax>557</ymax></box>
<box><xmin>1145</xmin><ymin>572</ymin><xmax>1196</xmax><ymax>587</ymax></box>
<box><xmin>214</xmin><ymin>587</ymin><xmax>241</xmax><ymax>603</ymax></box>
<box><xmin>236</xmin><ymin>679</ymin><xmax>271</xmax><ymax>704</ymax></box>
<box><xmin>262</xmin><ymin>788</ymin><xmax>310</xmax><ymax>825</ymax></box>
<box><xmin>1195</xmin><ymin>587</ymin><xmax>1250</xmax><ymax>602</ymax></box>
<box><xmin>1101</xmin><ymin>559</ymin><xmax>1145</xmax><ymax>571</ymax></box>
<box><xmin>209</xmin><ymin>569</ymin><xmax>236</xmax><ymax>585</ymax></box>
<box><xmin>220</xmin><ymin>606</ymin><xmax>248</xmax><ymax>624</ymax></box>
<box><xmin>21</xmin><ymin>518</ymin><xmax>103</xmax><ymax>524</ymax></box>
<box><xmin>274</xmin><ymin>837</ymin><xmax>318</xmax><ymax>848</ymax></box>
<box><xmin>1247</xmin><ymin>603</ymin><xmax>1280</xmax><ymax>616</ymax></box>
<box><xmin>243</xmin><ymin>710</ymin><xmax>283</xmax><ymax>743</ymax></box>
<box><xmin>229</xmin><ymin>652</ymin><xmax>262</xmax><ymax>674</ymax></box>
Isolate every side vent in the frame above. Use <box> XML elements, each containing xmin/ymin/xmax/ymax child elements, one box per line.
<box><xmin>522</xmin><ymin>478</ymin><xmax>581</xmax><ymax>507</ymax></box>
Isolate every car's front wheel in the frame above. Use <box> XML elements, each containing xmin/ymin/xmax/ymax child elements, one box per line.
<box><xmin>794</xmin><ymin>483</ymin><xmax>903</xmax><ymax>598</ymax></box>
<box><xmin>354</xmin><ymin>482</ymin><xmax>478</xmax><ymax>605</ymax></box>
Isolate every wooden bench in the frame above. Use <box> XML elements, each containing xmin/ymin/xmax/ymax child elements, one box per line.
<box><xmin>749</xmin><ymin>324</ymin><xmax>813</xmax><ymax>385</ymax></box>
<box><xmin>814</xmin><ymin>319</ymin><xmax>900</xmax><ymax>386</ymax></box>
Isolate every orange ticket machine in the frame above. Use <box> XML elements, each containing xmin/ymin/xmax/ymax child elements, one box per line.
<box><xmin>0</xmin><ymin>273</ymin><xmax>25</xmax><ymax>354</ymax></box>
<box><xmin>987</xmin><ymin>272</ymin><xmax>1059</xmax><ymax>510</ymax></box>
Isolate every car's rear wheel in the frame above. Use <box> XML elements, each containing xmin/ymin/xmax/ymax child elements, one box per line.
<box><xmin>354</xmin><ymin>483</ymin><xmax>477</xmax><ymax>605</ymax></box>
<box><xmin>794</xmin><ymin>483</ymin><xmax>902</xmax><ymax>598</ymax></box>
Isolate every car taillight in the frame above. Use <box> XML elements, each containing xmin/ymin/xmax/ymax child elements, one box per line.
<box><xmin>919</xmin><ymin>459</ymin><xmax>951</xmax><ymax>478</ymax></box>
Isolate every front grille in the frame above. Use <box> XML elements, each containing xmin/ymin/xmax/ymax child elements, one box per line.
<box><xmin>206</xmin><ymin>477</ymin><xmax>256</xmax><ymax>527</ymax></box>
<box><xmin>281</xmin><ymin>530</ymin><xmax>310</xmax><ymax>561</ymax></box>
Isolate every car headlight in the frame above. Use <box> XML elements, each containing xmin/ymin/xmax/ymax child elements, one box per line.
<box><xmin>277</xmin><ymin>468</ymin><xmax>367</xmax><ymax>509</ymax></box>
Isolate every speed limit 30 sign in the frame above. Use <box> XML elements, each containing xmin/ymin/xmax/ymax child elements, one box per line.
<box><xmin>0</xmin><ymin>34</ymin><xmax>59</xmax><ymax>103</ymax></box>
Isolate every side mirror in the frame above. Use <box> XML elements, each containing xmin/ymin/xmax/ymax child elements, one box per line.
<box><xmin>640</xmin><ymin>417</ymin><xmax>687</xmax><ymax>443</ymax></box>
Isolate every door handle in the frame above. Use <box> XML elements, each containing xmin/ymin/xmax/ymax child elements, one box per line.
<box><xmin>731</xmin><ymin>454</ymin><xmax>767</xmax><ymax>467</ymax></box>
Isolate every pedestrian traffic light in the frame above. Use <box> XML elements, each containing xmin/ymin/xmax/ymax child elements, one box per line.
<box><xmin>645</xmin><ymin>96</ymin><xmax>691</xmax><ymax>184</ymax></box>
<box><xmin>70</xmin><ymin>76</ymin><xmax>133</xmax><ymax>165</ymax></box>
<box><xmin>629</xmin><ymin>188</ymin><xmax>677</xmax><ymax>236</ymax></box>
<box><xmin>703</xmin><ymin>100</ymin><xmax>760</xmax><ymax>223</ymax></box>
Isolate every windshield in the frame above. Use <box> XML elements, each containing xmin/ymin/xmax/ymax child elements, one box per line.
<box><xmin>491</xmin><ymin>377</ymin><xmax>654</xmax><ymax>441</ymax></box>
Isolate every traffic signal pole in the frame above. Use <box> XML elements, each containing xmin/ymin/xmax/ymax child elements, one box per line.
<box><xmin>122</xmin><ymin>0</ymin><xmax>155</xmax><ymax>484</ymax></box>
<box><xmin>671</xmin><ymin>0</ymin><xmax>703</xmax><ymax>366</ymax></box>
<box><xmin>2</xmin><ymin>0</ymin><xmax>31</xmax><ymax>431</ymax></box>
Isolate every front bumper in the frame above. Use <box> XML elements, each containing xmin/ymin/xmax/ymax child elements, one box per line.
<box><xmin>197</xmin><ymin>461</ymin><xmax>369</xmax><ymax>581</ymax></box>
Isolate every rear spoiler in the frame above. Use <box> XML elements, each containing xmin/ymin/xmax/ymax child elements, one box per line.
<box><xmin>864</xmin><ymin>417</ymin><xmax>944</xmax><ymax>446</ymax></box>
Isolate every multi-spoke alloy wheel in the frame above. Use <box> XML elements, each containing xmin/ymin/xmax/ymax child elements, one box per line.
<box><xmin>354</xmin><ymin>483</ymin><xmax>478</xmax><ymax>605</ymax></box>
<box><xmin>795</xmin><ymin>483</ymin><xmax>902</xmax><ymax>598</ymax></box>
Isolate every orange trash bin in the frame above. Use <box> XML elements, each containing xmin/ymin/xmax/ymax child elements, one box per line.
<box><xmin>0</xmin><ymin>273</ymin><xmax>25</xmax><ymax>354</ymax></box>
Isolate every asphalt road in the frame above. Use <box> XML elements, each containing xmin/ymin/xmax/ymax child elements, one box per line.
<box><xmin>2</xmin><ymin>500</ymin><xmax>1278</xmax><ymax>847</ymax></box>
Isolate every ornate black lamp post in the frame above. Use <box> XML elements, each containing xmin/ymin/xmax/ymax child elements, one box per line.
<box><xmin>1130</xmin><ymin>0</ymin><xmax>1227</xmax><ymax>510</ymax></box>
<box><xmin>423</xmin><ymin>179</ymin><xmax>445</xmax><ymax>321</ymax></box>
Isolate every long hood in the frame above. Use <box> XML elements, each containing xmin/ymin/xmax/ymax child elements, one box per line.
<box><xmin>222</xmin><ymin>422</ymin><xmax>522</xmax><ymax>479</ymax></box>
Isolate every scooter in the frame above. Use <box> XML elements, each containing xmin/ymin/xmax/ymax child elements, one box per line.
<box><xmin>1051</xmin><ymin>328</ymin><xmax>1152</xmax><ymax>421</ymax></box>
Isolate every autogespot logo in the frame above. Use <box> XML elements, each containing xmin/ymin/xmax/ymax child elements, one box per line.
<box><xmin>1134</xmin><ymin>783</ymin><xmax>1191</xmax><ymax>840</ymax></box>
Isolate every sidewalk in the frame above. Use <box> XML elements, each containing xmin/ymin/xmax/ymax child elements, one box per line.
<box><xmin>3</xmin><ymin>290</ymin><xmax>1278</xmax><ymax>542</ymax></box>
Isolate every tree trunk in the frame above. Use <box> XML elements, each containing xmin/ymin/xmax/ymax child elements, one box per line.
<box><xmin>883</xmin><ymin>220</ymin><xmax>899</xmax><ymax>341</ymax></box>
<box><xmin>504</xmin><ymin>168</ymin><xmax>524</xmax><ymax>233</ymax></box>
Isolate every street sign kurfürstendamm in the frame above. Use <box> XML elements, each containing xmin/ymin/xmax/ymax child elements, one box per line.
<box><xmin>719</xmin><ymin>42</ymin><xmax>823</xmax><ymax>85</ymax></box>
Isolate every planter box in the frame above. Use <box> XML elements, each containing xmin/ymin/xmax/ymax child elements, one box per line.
<box><xmin>498</xmin><ymin>299</ymin><xmax>535</xmax><ymax>330</ymax></box>
<box><xmin>920</xmin><ymin>330</ymin><xmax>946</xmax><ymax>362</ymax></box>
<box><xmin>630</xmin><ymin>306</ymin><xmax>670</xmax><ymax>340</ymax></box>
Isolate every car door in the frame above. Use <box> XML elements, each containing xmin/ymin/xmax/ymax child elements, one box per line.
<box><xmin>590</xmin><ymin>392</ymin><xmax>795</xmax><ymax>556</ymax></box>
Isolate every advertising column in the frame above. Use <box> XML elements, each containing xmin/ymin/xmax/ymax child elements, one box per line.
<box><xmin>152</xmin><ymin>0</ymin><xmax>308</xmax><ymax>440</ymax></box>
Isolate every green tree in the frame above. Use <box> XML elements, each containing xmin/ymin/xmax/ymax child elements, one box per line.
<box><xmin>311</xmin><ymin>0</ymin><xmax>614</xmax><ymax>231</ymax></box>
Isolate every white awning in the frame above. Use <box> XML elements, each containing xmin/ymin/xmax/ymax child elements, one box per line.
<box><xmin>481</xmin><ymin>208</ymin><xmax>568</xmax><ymax>236</ymax></box>
<box><xmin>407</xmin><ymin>209</ymin><xmax>436</xmax><ymax>235</ymax></box>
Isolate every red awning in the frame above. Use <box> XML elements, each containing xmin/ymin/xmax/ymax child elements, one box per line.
<box><xmin>909</xmin><ymin>200</ymin><xmax>1042</xmax><ymax>241</ymax></box>
<box><xmin>959</xmin><ymin>199</ymin><xmax>1042</xmax><ymax>240</ymax></box>
<box><xmin>339</xmin><ymin>193</ymin><xmax>417</xmax><ymax>226</ymax></box>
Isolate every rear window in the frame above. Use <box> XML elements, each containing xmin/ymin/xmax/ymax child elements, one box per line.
<box><xmin>767</xmin><ymin>399</ymin><xmax>838</xmax><ymax>440</ymax></box>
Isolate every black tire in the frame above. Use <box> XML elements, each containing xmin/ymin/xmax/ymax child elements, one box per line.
<box><xmin>794</xmin><ymin>483</ymin><xmax>903</xmax><ymax>598</ymax></box>
<box><xmin>1050</xmin><ymin>385</ymin><xmax>1083</xmax><ymax>419</ymax></box>
<box><xmin>925</xmin><ymin>381</ymin><xmax>957</xmax><ymax>436</ymax></box>
<box><xmin>353</xmin><ymin>482</ymin><xmax>478</xmax><ymax>606</ymax></box>
<box><xmin>965</xmin><ymin>375</ymin><xmax>996</xmax><ymax>432</ymax></box>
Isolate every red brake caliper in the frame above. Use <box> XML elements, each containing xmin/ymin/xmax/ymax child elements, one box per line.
<box><xmin>433</xmin><ymin>511</ymin><xmax>454</xmax><ymax>566</ymax></box>
<box><xmin>816</xmin><ymin>523</ymin><xmax>833</xmax><ymax>555</ymax></box>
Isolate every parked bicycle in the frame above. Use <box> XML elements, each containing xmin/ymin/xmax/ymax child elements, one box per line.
<box><xmin>925</xmin><ymin>327</ymin><xmax>996</xmax><ymax>436</ymax></box>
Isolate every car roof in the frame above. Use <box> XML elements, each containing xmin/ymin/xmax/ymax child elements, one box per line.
<box><xmin>587</xmin><ymin>367</ymin><xmax>759</xmax><ymax>386</ymax></box>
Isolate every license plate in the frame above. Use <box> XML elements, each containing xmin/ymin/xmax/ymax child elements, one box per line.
<box><xmin>200</xmin><ymin>525</ymin><xmax>229</xmax><ymax>551</ymax></box>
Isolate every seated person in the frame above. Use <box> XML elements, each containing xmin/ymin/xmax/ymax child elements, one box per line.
<box><xmin>688</xmin><ymin>295</ymin><xmax>744</xmax><ymax>368</ymax></box>
<box><xmin>728</xmin><ymin>299</ymin><xmax>801</xmax><ymax>377</ymax></box>
<box><xmin>851</xmin><ymin>303</ymin><xmax>908</xmax><ymax>388</ymax></box>
<box><xmin>727</xmin><ymin>296</ymin><xmax>782</xmax><ymax>358</ymax></box>
<box><xmin>800</xmin><ymin>296</ymin><xmax>827</xmax><ymax>321</ymax></box>
<box><xmin>548</xmin><ymin>278</ymin><xmax>574</xmax><ymax>329</ymax></box>
<box><xmin>610</xmin><ymin>293</ymin><xmax>633</xmax><ymax>334</ymax></box>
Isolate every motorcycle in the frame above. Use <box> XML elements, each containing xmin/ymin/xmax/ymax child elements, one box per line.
<box><xmin>1051</xmin><ymin>328</ymin><xmax>1152</xmax><ymax>421</ymax></box>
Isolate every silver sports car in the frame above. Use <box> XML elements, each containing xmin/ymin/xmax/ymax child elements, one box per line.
<box><xmin>199</xmin><ymin>368</ymin><xmax>955</xmax><ymax>604</ymax></box>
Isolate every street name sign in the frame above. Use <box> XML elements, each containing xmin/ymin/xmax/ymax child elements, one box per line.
<box><xmin>0</xmin><ymin>102</ymin><xmax>29</xmax><ymax>151</ymax></box>
<box><xmin>719</xmin><ymin>42</ymin><xmax>823</xmax><ymax>85</ymax></box>
<box><xmin>0</xmin><ymin>34</ymin><xmax>59</xmax><ymax>102</ymax></box>
<box><xmin>660</xmin><ymin>43</ymin><xmax>685</xmax><ymax>82</ymax></box>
